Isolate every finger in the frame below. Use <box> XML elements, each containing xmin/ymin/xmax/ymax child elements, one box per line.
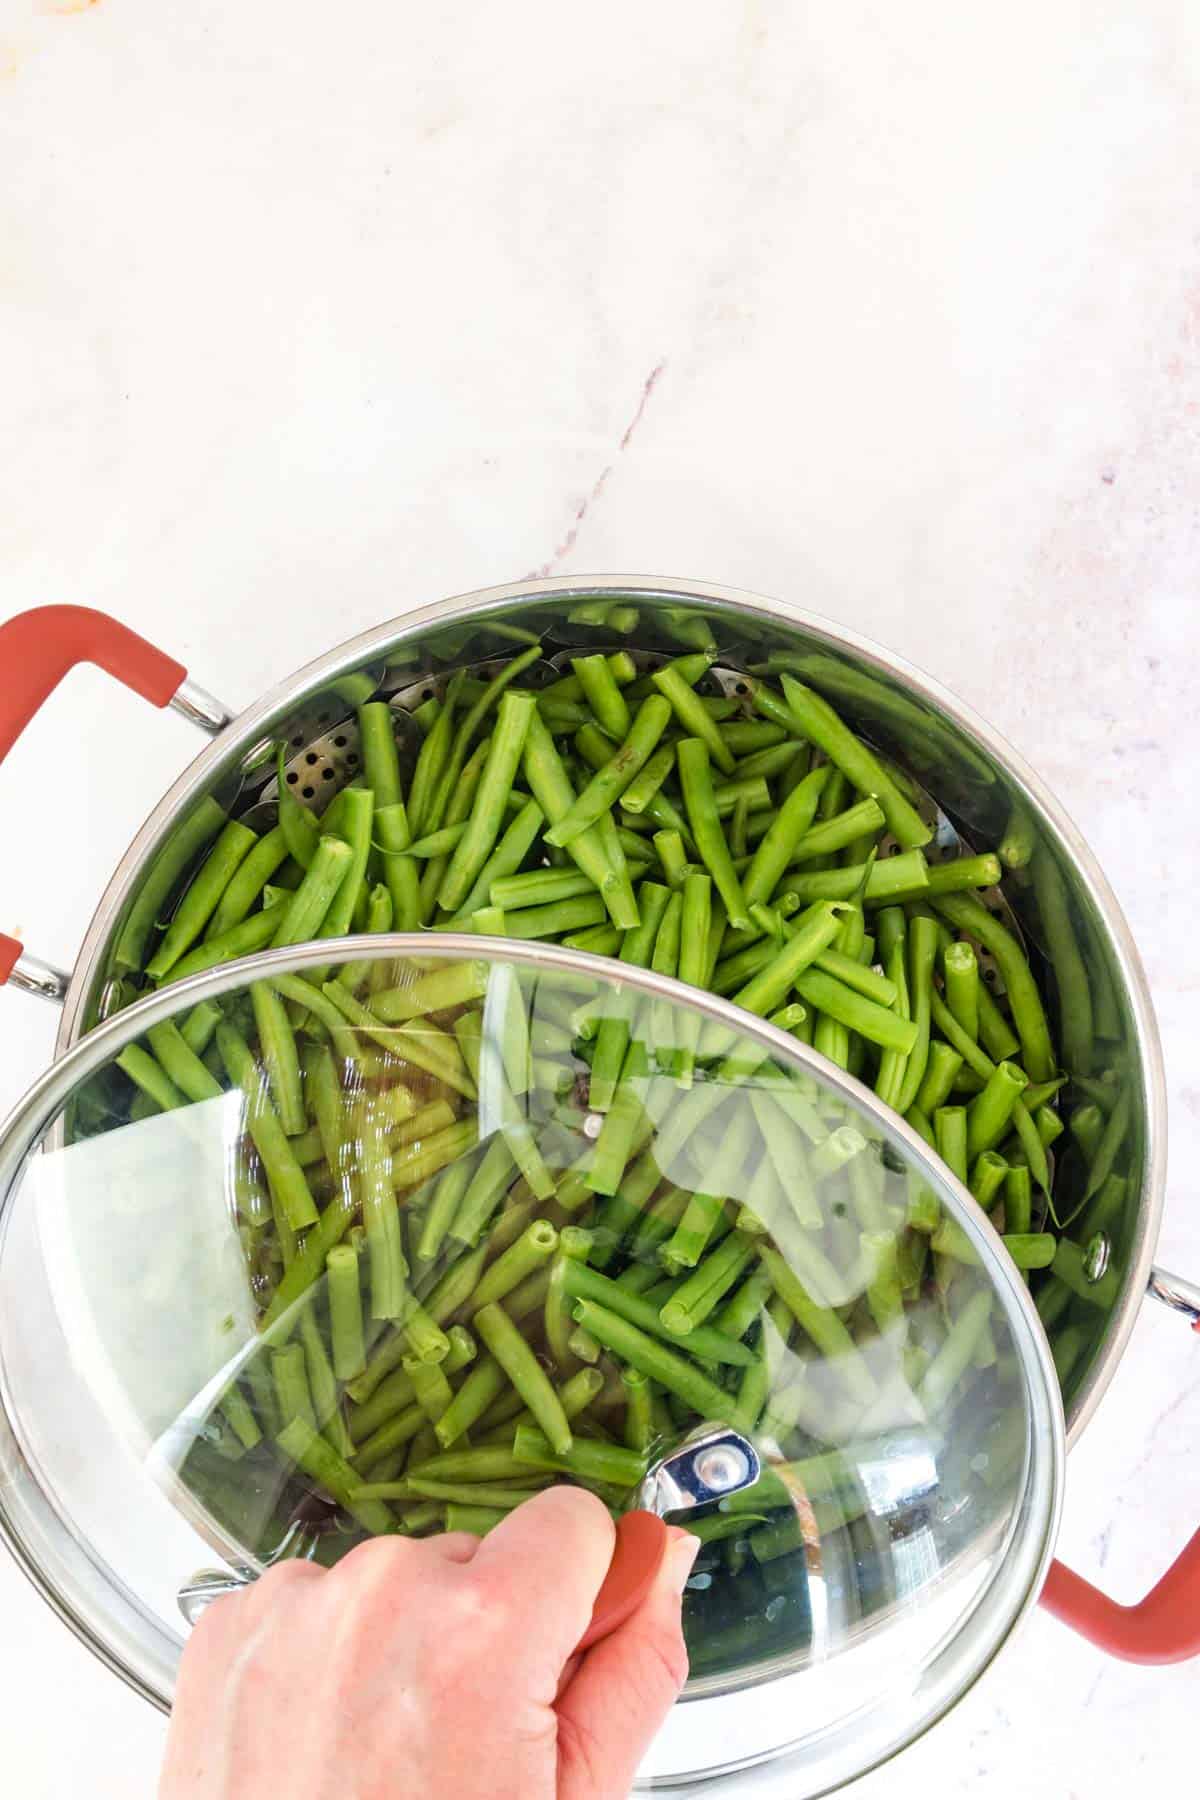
<box><xmin>469</xmin><ymin>1487</ymin><xmax>615</xmax><ymax>1688</ymax></box>
<box><xmin>555</xmin><ymin>1528</ymin><xmax>697</xmax><ymax>1800</ymax></box>
<box><xmin>428</xmin><ymin>1530</ymin><xmax>484</xmax><ymax>1565</ymax></box>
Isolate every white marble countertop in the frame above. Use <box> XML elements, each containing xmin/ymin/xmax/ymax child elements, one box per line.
<box><xmin>1</xmin><ymin>0</ymin><xmax>1197</xmax><ymax>1791</ymax></box>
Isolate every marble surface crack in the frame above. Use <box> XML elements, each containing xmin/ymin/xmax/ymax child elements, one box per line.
<box><xmin>528</xmin><ymin>361</ymin><xmax>666</xmax><ymax>578</ymax></box>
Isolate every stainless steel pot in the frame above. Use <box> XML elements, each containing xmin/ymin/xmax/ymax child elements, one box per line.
<box><xmin>0</xmin><ymin>576</ymin><xmax>1194</xmax><ymax>1472</ymax></box>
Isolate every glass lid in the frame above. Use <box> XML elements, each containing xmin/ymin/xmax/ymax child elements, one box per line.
<box><xmin>0</xmin><ymin>937</ymin><xmax>1063</xmax><ymax>1795</ymax></box>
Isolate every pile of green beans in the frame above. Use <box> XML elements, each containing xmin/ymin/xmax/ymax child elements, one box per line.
<box><xmin>101</xmin><ymin>639</ymin><xmax>1131</xmax><ymax>1620</ymax></box>
<box><xmin>118</xmin><ymin>644</ymin><xmax>1118</xmax><ymax>1324</ymax></box>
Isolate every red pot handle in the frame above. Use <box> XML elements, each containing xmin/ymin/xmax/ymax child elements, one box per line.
<box><xmin>1041</xmin><ymin>1527</ymin><xmax>1200</xmax><ymax>1664</ymax></box>
<box><xmin>0</xmin><ymin>605</ymin><xmax>187</xmax><ymax>764</ymax></box>
<box><xmin>576</xmin><ymin>1511</ymin><xmax>669</xmax><ymax>1653</ymax></box>
<box><xmin>0</xmin><ymin>935</ymin><xmax>20</xmax><ymax>984</ymax></box>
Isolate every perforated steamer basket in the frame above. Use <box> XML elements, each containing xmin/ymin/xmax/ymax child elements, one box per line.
<box><xmin>0</xmin><ymin>579</ymin><xmax>1196</xmax><ymax>1718</ymax></box>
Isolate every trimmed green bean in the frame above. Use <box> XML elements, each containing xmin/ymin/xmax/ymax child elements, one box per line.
<box><xmin>475</xmin><ymin>1302</ymin><xmax>573</xmax><ymax>1455</ymax></box>
<box><xmin>217</xmin><ymin>1023</ymin><xmax>317</xmax><ymax>1232</ymax></box>
<box><xmin>571</xmin><ymin>1298</ymin><xmax>746</xmax><ymax>1426</ymax></box>
<box><xmin>677</xmin><ymin>738</ymin><xmax>750</xmax><ymax>929</ymax></box>
<box><xmin>770</xmin><ymin>676</ymin><xmax>931</xmax><ymax>847</ymax></box>
<box><xmin>943</xmin><ymin>940</ymin><xmax>980</xmax><ymax>1042</ymax></box>
<box><xmin>933</xmin><ymin>892</ymin><xmax>1055</xmax><ymax>1082</ymax></box>
<box><xmin>146</xmin><ymin>820</ymin><xmax>260</xmax><ymax>979</ymax></box>
<box><xmin>277</xmin><ymin>1418</ymin><xmax>396</xmax><ymax>1536</ymax></box>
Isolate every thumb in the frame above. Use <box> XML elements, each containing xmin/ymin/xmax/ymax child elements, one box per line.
<box><xmin>555</xmin><ymin>1528</ymin><xmax>698</xmax><ymax>1800</ymax></box>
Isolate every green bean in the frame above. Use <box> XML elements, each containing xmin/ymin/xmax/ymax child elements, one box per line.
<box><xmin>447</xmin><ymin>1135</ymin><xmax>516</xmax><ymax>1249</ymax></box>
<box><xmin>738</xmin><ymin>766</ymin><xmax>828</xmax><ymax>909</ymax></box>
<box><xmin>756</xmin><ymin>1245</ymin><xmax>875</xmax><ymax>1404</ymax></box>
<box><xmin>511</xmin><ymin>1422</ymin><xmax>646</xmax><ymax>1488</ymax></box>
<box><xmin>471</xmin><ymin>1220</ymin><xmax>559</xmax><ymax>1311</ymax></box>
<box><xmin>373</xmin><ymin>962</ymin><xmax>489</xmax><ymax>1024</ymax></box>
<box><xmin>765</xmin><ymin>676</ymin><xmax>931</xmax><ymax>847</ymax></box>
<box><xmin>205</xmin><ymin>827</ymin><xmax>289</xmax><ymax>941</ymax></box>
<box><xmin>428</xmin><ymin>647</ymin><xmax>544</xmax><ymax>834</ymax></box>
<box><xmin>298</xmin><ymin>1302</ymin><xmax>354</xmax><ymax>1458</ymax></box>
<box><xmin>475</xmin><ymin>1302</ymin><xmax>572</xmax><ymax>1455</ymax></box>
<box><xmin>622</xmin><ymin>743</ymin><xmax>676</xmax><ymax>814</ymax></box>
<box><xmin>443</xmin><ymin>1504</ymin><xmax>507</xmax><ymax>1535</ymax></box>
<box><xmin>316</xmin><ymin>786</ymin><xmax>375</xmax><ymax>943</ymax></box>
<box><xmin>115</xmin><ymin>1044</ymin><xmax>186</xmax><ymax>1112</ymax></box>
<box><xmin>145</xmin><ymin>820</ymin><xmax>261</xmax><ymax>980</ymax></box>
<box><xmin>497</xmin><ymin>894</ymin><xmax>605</xmax><ymax>939</ymax></box>
<box><xmin>1051</xmin><ymin>1237</ymin><xmax>1121</xmax><ymax>1308</ymax></box>
<box><xmin>915</xmin><ymin>1041</ymin><xmax>963</xmax><ymax>1116</ymax></box>
<box><xmin>401</xmin><ymin>822</ymin><xmax>468</xmax><ymax>859</ymax></box>
<box><xmin>250</xmin><ymin>982</ymin><xmax>306</xmax><ymax>1135</ymax></box>
<box><xmin>260</xmin><ymin>1178</ymin><xmax>359</xmax><ymax>1328</ymax></box>
<box><xmin>320</xmin><ymin>981</ymin><xmax>475</xmax><ymax>1099</ymax></box>
<box><xmin>406</xmin><ymin>673</ymin><xmax>463</xmax><ymax>838</ymax></box>
<box><xmin>942</xmin><ymin>939</ymin><xmax>980</xmax><ymax>1042</ymax></box>
<box><xmin>998</xmin><ymin>802</ymin><xmax>1037</xmax><ymax>870</ymax></box>
<box><xmin>521</xmin><ymin>712</ymin><xmax>637</xmax><ymax>929</ymax></box>
<box><xmin>918</xmin><ymin>1289</ymin><xmax>994</xmax><ymax>1413</ymax></box>
<box><xmin>1069</xmin><ymin>1102</ymin><xmax>1105</xmax><ymax>1164</ymax></box>
<box><xmin>1031</xmin><ymin>846</ymin><xmax>1094</xmax><ymax>1076</ymax></box>
<box><xmin>1002</xmin><ymin>1233</ymin><xmax>1057</xmax><ymax>1270</ymax></box>
<box><xmin>430</xmin><ymin>1357</ymin><xmax>507</xmax><ymax>1449</ymax></box>
<box><xmin>487</xmin><ymin>869</ymin><xmax>591</xmax><ymax>912</ymax></box>
<box><xmin>543</xmin><ymin>699</ymin><xmax>672</xmax><ymax>849</ymax></box>
<box><xmin>406</xmin><ymin>1477</ymin><xmax>545</xmax><ymax>1510</ymax></box>
<box><xmin>217</xmin><ymin>1024</ymin><xmax>317</xmax><ymax>1232</ymax></box>
<box><xmin>934</xmin><ymin>1105</ymin><xmax>968</xmax><ymax>1184</ymax></box>
<box><xmin>677</xmin><ymin>738</ymin><xmax>750</xmax><ymax>928</ymax></box>
<box><xmin>145</xmin><ymin>1022</ymin><xmax>222</xmax><ymax>1104</ymax></box>
<box><xmin>652</xmin><ymin>830</ymin><xmax>690</xmax><ymax>891</ymax></box>
<box><xmin>358</xmin><ymin>1105</ymin><xmax>409</xmax><ymax>1323</ymax></box>
<box><xmin>1081</xmin><ymin>1086</ymin><xmax>1131</xmax><ymax>1203</ymax></box>
<box><xmin>326</xmin><ymin>1244</ymin><xmax>366</xmax><ymax>1381</ymax></box>
<box><xmin>219</xmin><ymin>1384</ymin><xmax>262</xmax><ymax>1451</ymax></box>
<box><xmin>873</xmin><ymin>907</ymin><xmax>911</xmax><ymax>1110</ymax></box>
<box><xmin>114</xmin><ymin>797</ymin><xmax>229</xmax><ymax>972</ymax></box>
<box><xmin>651</xmin><ymin>666</ymin><xmax>736</xmax><ymax>774</ymax></box>
<box><xmin>791</xmin><ymin>966</ymin><xmax>918</xmax><ymax>1056</ymax></box>
<box><xmin>781</xmin><ymin>849</ymin><xmax>930</xmax><ymax>906</ymax></box>
<box><xmin>571</xmin><ymin>652</ymin><xmax>632</xmax><ymax>740</ymax></box>
<box><xmin>349</xmin><ymin>1328</ymin><xmax>476</xmax><ymax>1433</ymax></box>
<box><xmin>860</xmin><ymin>1230</ymin><xmax>905</xmax><ymax>1336</ymax></box>
<box><xmin>571</xmin><ymin>1299</ymin><xmax>746</xmax><ymax>1425</ymax></box>
<box><xmin>437</xmin><ymin>693</ymin><xmax>537</xmax><ymax>912</ymax></box>
<box><xmin>271</xmin><ymin>1343</ymin><xmax>318</xmax><ymax>1430</ymax></box>
<box><xmin>392</xmin><ymin>1120</ymin><xmax>479</xmax><ymax>1194</ymax></box>
<box><xmin>1004</xmin><ymin>1163</ymin><xmax>1033</xmax><ymax>1238</ymax></box>
<box><xmin>1035</xmin><ymin>1104</ymin><xmax>1064</xmax><ymax>1149</ymax></box>
<box><xmin>966</xmin><ymin>1061</ymin><xmax>1029</xmax><ymax>1157</ymax></box>
<box><xmin>809</xmin><ymin>947</ymin><xmax>896</xmax><ymax>1009</ymax></box>
<box><xmin>932</xmin><ymin>892</ymin><xmax>1055</xmax><ymax>1082</ymax></box>
<box><xmin>713</xmin><ymin>776</ymin><xmax>771</xmax><ymax>823</ymax></box>
<box><xmin>787</xmin><ymin>797</ymin><xmax>886</xmax><ymax>865</ymax></box>
<box><xmin>975</xmin><ymin>983</ymin><xmax>1020</xmax><ymax>1062</ymax></box>
<box><xmin>587</xmin><ymin>882</ymin><xmax>671</xmax><ymax>1109</ymax></box>
<box><xmin>724</xmin><ymin>900</ymin><xmax>846</xmax><ymax>1022</ymax></box>
<box><xmin>269</xmin><ymin>835</ymin><xmax>353</xmax><ymax>948</ymax></box>
<box><xmin>562</xmin><ymin>923</ymin><xmax>621</xmax><ymax>956</ymax></box>
<box><xmin>561</xmin><ymin>1259</ymin><xmax>755</xmax><ymax>1366</ymax></box>
<box><xmin>278</xmin><ymin>1418</ymin><xmax>396</xmax><ymax>1536</ymax></box>
<box><xmin>658</xmin><ymin>1234</ymin><xmax>758</xmax><ymax>1335</ymax></box>
<box><xmin>969</xmin><ymin>1150</ymin><xmax>1009</xmax><ymax>1209</ymax></box>
<box><xmin>893</xmin><ymin>915</ymin><xmax>939</xmax><ymax>1113</ymax></box>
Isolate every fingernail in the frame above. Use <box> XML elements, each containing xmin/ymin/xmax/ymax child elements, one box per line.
<box><xmin>664</xmin><ymin>1530</ymin><xmax>700</xmax><ymax>1594</ymax></box>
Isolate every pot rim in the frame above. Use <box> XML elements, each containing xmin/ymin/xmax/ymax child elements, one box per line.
<box><xmin>53</xmin><ymin>572</ymin><xmax>1168</xmax><ymax>1448</ymax></box>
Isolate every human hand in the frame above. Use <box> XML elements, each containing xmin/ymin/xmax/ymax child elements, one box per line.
<box><xmin>159</xmin><ymin>1487</ymin><xmax>698</xmax><ymax>1800</ymax></box>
